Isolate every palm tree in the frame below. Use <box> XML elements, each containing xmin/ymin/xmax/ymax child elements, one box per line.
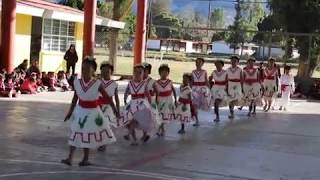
<box><xmin>109</xmin><ymin>0</ymin><xmax>134</xmax><ymax>69</ymax></box>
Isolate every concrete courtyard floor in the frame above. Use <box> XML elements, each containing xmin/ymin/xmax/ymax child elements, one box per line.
<box><xmin>1</xmin><ymin>83</ymin><xmax>320</xmax><ymax>180</ymax></box>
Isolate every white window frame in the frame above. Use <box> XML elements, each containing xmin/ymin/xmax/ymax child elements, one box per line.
<box><xmin>41</xmin><ymin>18</ymin><xmax>76</xmax><ymax>53</ymax></box>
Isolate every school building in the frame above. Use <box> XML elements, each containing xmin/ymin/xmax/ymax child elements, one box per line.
<box><xmin>0</xmin><ymin>0</ymin><xmax>125</xmax><ymax>73</ymax></box>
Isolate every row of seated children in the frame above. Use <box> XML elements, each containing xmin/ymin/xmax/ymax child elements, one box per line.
<box><xmin>0</xmin><ymin>70</ymin><xmax>74</xmax><ymax>98</ymax></box>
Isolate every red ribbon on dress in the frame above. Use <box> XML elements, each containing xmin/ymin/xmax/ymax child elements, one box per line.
<box><xmin>214</xmin><ymin>81</ymin><xmax>227</xmax><ymax>85</ymax></box>
<box><xmin>228</xmin><ymin>79</ymin><xmax>241</xmax><ymax>82</ymax></box>
<box><xmin>281</xmin><ymin>84</ymin><xmax>289</xmax><ymax>92</ymax></box>
<box><xmin>179</xmin><ymin>98</ymin><xmax>192</xmax><ymax>104</ymax></box>
<box><xmin>98</xmin><ymin>96</ymin><xmax>111</xmax><ymax>105</ymax></box>
<box><xmin>131</xmin><ymin>93</ymin><xmax>146</xmax><ymax>99</ymax></box>
<box><xmin>244</xmin><ymin>79</ymin><xmax>258</xmax><ymax>84</ymax></box>
<box><xmin>78</xmin><ymin>99</ymin><xmax>98</xmax><ymax>108</ymax></box>
<box><xmin>192</xmin><ymin>82</ymin><xmax>207</xmax><ymax>86</ymax></box>
<box><xmin>159</xmin><ymin>90</ymin><xmax>172</xmax><ymax>97</ymax></box>
<box><xmin>265</xmin><ymin>76</ymin><xmax>275</xmax><ymax>80</ymax></box>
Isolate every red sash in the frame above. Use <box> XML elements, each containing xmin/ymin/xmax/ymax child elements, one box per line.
<box><xmin>98</xmin><ymin>96</ymin><xmax>111</xmax><ymax>105</ymax></box>
<box><xmin>179</xmin><ymin>97</ymin><xmax>192</xmax><ymax>104</ymax></box>
<box><xmin>266</xmin><ymin>76</ymin><xmax>275</xmax><ymax>80</ymax></box>
<box><xmin>132</xmin><ymin>93</ymin><xmax>146</xmax><ymax>99</ymax></box>
<box><xmin>79</xmin><ymin>99</ymin><xmax>98</xmax><ymax>108</ymax></box>
<box><xmin>192</xmin><ymin>82</ymin><xmax>207</xmax><ymax>86</ymax></box>
<box><xmin>229</xmin><ymin>79</ymin><xmax>241</xmax><ymax>82</ymax></box>
<box><xmin>281</xmin><ymin>84</ymin><xmax>289</xmax><ymax>92</ymax></box>
<box><xmin>244</xmin><ymin>79</ymin><xmax>258</xmax><ymax>84</ymax></box>
<box><xmin>159</xmin><ymin>90</ymin><xmax>172</xmax><ymax>97</ymax></box>
<box><xmin>214</xmin><ymin>81</ymin><xmax>227</xmax><ymax>85</ymax></box>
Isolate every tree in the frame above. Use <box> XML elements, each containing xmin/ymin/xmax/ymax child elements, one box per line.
<box><xmin>152</xmin><ymin>11</ymin><xmax>183</xmax><ymax>38</ymax></box>
<box><xmin>268</xmin><ymin>0</ymin><xmax>320</xmax><ymax>77</ymax></box>
<box><xmin>58</xmin><ymin>0</ymin><xmax>84</xmax><ymax>10</ymax></box>
<box><xmin>175</xmin><ymin>5</ymin><xmax>208</xmax><ymax>41</ymax></box>
<box><xmin>210</xmin><ymin>8</ymin><xmax>225</xmax><ymax>28</ymax></box>
<box><xmin>97</xmin><ymin>1</ymin><xmax>113</xmax><ymax>18</ymax></box>
<box><xmin>226</xmin><ymin>0</ymin><xmax>264</xmax><ymax>54</ymax></box>
<box><xmin>150</xmin><ymin>0</ymin><xmax>172</xmax><ymax>17</ymax></box>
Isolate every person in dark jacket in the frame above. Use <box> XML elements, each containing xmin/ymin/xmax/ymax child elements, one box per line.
<box><xmin>64</xmin><ymin>44</ymin><xmax>78</xmax><ymax>75</ymax></box>
<box><xmin>15</xmin><ymin>59</ymin><xmax>28</xmax><ymax>73</ymax></box>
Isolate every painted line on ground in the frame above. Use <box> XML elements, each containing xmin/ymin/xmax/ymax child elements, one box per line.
<box><xmin>0</xmin><ymin>170</ymin><xmax>179</xmax><ymax>180</ymax></box>
<box><xmin>0</xmin><ymin>159</ymin><xmax>191</xmax><ymax>180</ymax></box>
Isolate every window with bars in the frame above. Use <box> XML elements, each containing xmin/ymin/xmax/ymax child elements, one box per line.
<box><xmin>42</xmin><ymin>19</ymin><xmax>76</xmax><ymax>52</ymax></box>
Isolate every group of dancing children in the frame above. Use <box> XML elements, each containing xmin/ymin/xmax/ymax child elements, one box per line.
<box><xmin>61</xmin><ymin>56</ymin><xmax>295</xmax><ymax>166</ymax></box>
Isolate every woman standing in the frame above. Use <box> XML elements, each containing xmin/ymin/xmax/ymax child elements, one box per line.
<box><xmin>64</xmin><ymin>44</ymin><xmax>78</xmax><ymax>75</ymax></box>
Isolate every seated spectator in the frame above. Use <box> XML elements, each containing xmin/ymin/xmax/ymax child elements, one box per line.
<box><xmin>20</xmin><ymin>73</ymin><xmax>39</xmax><ymax>94</ymax></box>
<box><xmin>15</xmin><ymin>59</ymin><xmax>28</xmax><ymax>73</ymax></box>
<box><xmin>0</xmin><ymin>74</ymin><xmax>19</xmax><ymax>98</ymax></box>
<box><xmin>0</xmin><ymin>74</ymin><xmax>6</xmax><ymax>96</ymax></box>
<box><xmin>57</xmin><ymin>73</ymin><xmax>70</xmax><ymax>91</ymax></box>
<box><xmin>41</xmin><ymin>72</ymin><xmax>50</xmax><ymax>87</ymax></box>
<box><xmin>36</xmin><ymin>73</ymin><xmax>46</xmax><ymax>92</ymax></box>
<box><xmin>26</xmin><ymin>60</ymin><xmax>40</xmax><ymax>76</ymax></box>
<box><xmin>47</xmin><ymin>72</ymin><xmax>57</xmax><ymax>92</ymax></box>
<box><xmin>5</xmin><ymin>74</ymin><xmax>19</xmax><ymax>98</ymax></box>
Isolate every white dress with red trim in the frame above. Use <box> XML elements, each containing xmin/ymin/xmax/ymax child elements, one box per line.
<box><xmin>99</xmin><ymin>79</ymin><xmax>118</xmax><ymax>127</ymax></box>
<box><xmin>211</xmin><ymin>69</ymin><xmax>228</xmax><ymax>106</ymax></box>
<box><xmin>191</xmin><ymin>69</ymin><xmax>211</xmax><ymax>111</ymax></box>
<box><xmin>243</xmin><ymin>67</ymin><xmax>262</xmax><ymax>105</ymax></box>
<box><xmin>123</xmin><ymin>80</ymin><xmax>156</xmax><ymax>132</ymax></box>
<box><xmin>175</xmin><ymin>85</ymin><xmax>194</xmax><ymax>123</ymax></box>
<box><xmin>263</xmin><ymin>67</ymin><xmax>278</xmax><ymax>100</ymax></box>
<box><xmin>226</xmin><ymin>67</ymin><xmax>243</xmax><ymax>103</ymax></box>
<box><xmin>155</xmin><ymin>79</ymin><xmax>175</xmax><ymax>123</ymax></box>
<box><xmin>68</xmin><ymin>79</ymin><xmax>116</xmax><ymax>149</ymax></box>
<box><xmin>145</xmin><ymin>77</ymin><xmax>160</xmax><ymax>123</ymax></box>
<box><xmin>278</xmin><ymin>74</ymin><xmax>295</xmax><ymax>107</ymax></box>
<box><xmin>145</xmin><ymin>76</ymin><xmax>158</xmax><ymax>110</ymax></box>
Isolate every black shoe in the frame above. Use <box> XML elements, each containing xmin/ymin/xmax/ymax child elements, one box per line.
<box><xmin>79</xmin><ymin>161</ymin><xmax>92</xmax><ymax>167</ymax></box>
<box><xmin>193</xmin><ymin>123</ymin><xmax>200</xmax><ymax>127</ymax></box>
<box><xmin>98</xmin><ymin>145</ymin><xmax>106</xmax><ymax>152</ymax></box>
<box><xmin>142</xmin><ymin>135</ymin><xmax>150</xmax><ymax>143</ymax></box>
<box><xmin>61</xmin><ymin>159</ymin><xmax>72</xmax><ymax>166</ymax></box>
<box><xmin>123</xmin><ymin>135</ymin><xmax>130</xmax><ymax>141</ymax></box>
<box><xmin>214</xmin><ymin>118</ymin><xmax>220</xmax><ymax>123</ymax></box>
<box><xmin>178</xmin><ymin>129</ymin><xmax>185</xmax><ymax>134</ymax></box>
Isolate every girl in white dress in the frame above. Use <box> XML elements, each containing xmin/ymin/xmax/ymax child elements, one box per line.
<box><xmin>176</xmin><ymin>73</ymin><xmax>194</xmax><ymax>134</ymax></box>
<box><xmin>62</xmin><ymin>58</ymin><xmax>118</xmax><ymax>166</ymax></box>
<box><xmin>191</xmin><ymin>58</ymin><xmax>211</xmax><ymax>126</ymax></box>
<box><xmin>226</xmin><ymin>56</ymin><xmax>243</xmax><ymax>119</ymax></box>
<box><xmin>263</xmin><ymin>58</ymin><xmax>279</xmax><ymax>112</ymax></box>
<box><xmin>279</xmin><ymin>66</ymin><xmax>295</xmax><ymax>111</ymax></box>
<box><xmin>155</xmin><ymin>64</ymin><xmax>177</xmax><ymax>136</ymax></box>
<box><xmin>97</xmin><ymin>62</ymin><xmax>120</xmax><ymax>152</ymax></box>
<box><xmin>142</xmin><ymin>63</ymin><xmax>158</xmax><ymax>142</ymax></box>
<box><xmin>243</xmin><ymin>58</ymin><xmax>262</xmax><ymax>116</ymax></box>
<box><xmin>124</xmin><ymin>65</ymin><xmax>155</xmax><ymax>145</ymax></box>
<box><xmin>209</xmin><ymin>60</ymin><xmax>228</xmax><ymax>122</ymax></box>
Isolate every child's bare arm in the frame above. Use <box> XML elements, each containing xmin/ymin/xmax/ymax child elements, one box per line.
<box><xmin>124</xmin><ymin>85</ymin><xmax>130</xmax><ymax>105</ymax></box>
<box><xmin>172</xmin><ymin>84</ymin><xmax>177</xmax><ymax>103</ymax></box>
<box><xmin>65</xmin><ymin>91</ymin><xmax>78</xmax><ymax>121</ymax></box>
<box><xmin>114</xmin><ymin>87</ymin><xmax>120</xmax><ymax>112</ymax></box>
